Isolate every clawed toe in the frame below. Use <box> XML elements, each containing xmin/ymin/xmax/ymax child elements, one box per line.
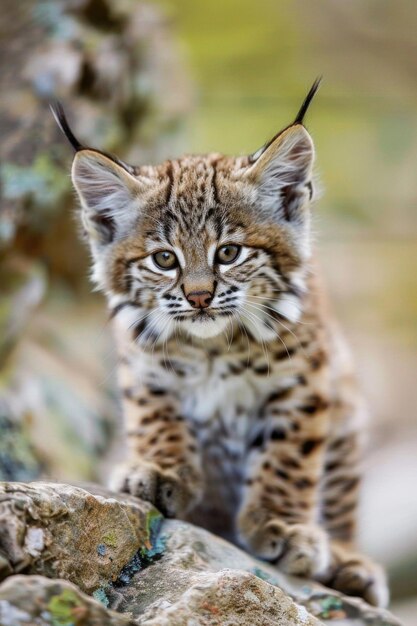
<box><xmin>109</xmin><ymin>461</ymin><xmax>189</xmax><ymax>517</ymax></box>
<box><xmin>277</xmin><ymin>523</ymin><xmax>330</xmax><ymax>577</ymax></box>
<box><xmin>240</xmin><ymin>519</ymin><xmax>330</xmax><ymax>578</ymax></box>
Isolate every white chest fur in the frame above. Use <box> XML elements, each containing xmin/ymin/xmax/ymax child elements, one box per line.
<box><xmin>131</xmin><ymin>342</ymin><xmax>299</xmax><ymax>446</ymax></box>
<box><xmin>127</xmin><ymin>341</ymin><xmax>302</xmax><ymax>528</ymax></box>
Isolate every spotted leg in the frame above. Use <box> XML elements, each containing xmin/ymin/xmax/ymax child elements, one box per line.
<box><xmin>319</xmin><ymin>425</ymin><xmax>389</xmax><ymax>607</ymax></box>
<box><xmin>109</xmin><ymin>381</ymin><xmax>203</xmax><ymax>518</ymax></box>
<box><xmin>237</xmin><ymin>383</ymin><xmax>331</xmax><ymax>578</ymax></box>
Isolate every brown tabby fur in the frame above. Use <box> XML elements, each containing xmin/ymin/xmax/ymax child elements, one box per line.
<box><xmin>55</xmin><ymin>83</ymin><xmax>388</xmax><ymax>607</ymax></box>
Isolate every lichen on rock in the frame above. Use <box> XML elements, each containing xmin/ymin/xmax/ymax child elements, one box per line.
<box><xmin>0</xmin><ymin>481</ymin><xmax>160</xmax><ymax>593</ymax></box>
<box><xmin>0</xmin><ymin>0</ymin><xmax>193</xmax><ymax>489</ymax></box>
<box><xmin>0</xmin><ymin>575</ymin><xmax>135</xmax><ymax>626</ymax></box>
<box><xmin>0</xmin><ymin>482</ymin><xmax>403</xmax><ymax>625</ymax></box>
<box><xmin>103</xmin><ymin>517</ymin><xmax>402</xmax><ymax>626</ymax></box>
<box><xmin>138</xmin><ymin>569</ymin><xmax>321</xmax><ymax>626</ymax></box>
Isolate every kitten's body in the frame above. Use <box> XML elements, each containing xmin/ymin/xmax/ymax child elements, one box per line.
<box><xmin>53</xmin><ymin>83</ymin><xmax>388</xmax><ymax>607</ymax></box>
<box><xmin>114</xmin><ymin>268</ymin><xmax>338</xmax><ymax>541</ymax></box>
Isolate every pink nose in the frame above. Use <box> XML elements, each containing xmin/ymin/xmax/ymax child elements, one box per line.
<box><xmin>186</xmin><ymin>290</ymin><xmax>213</xmax><ymax>309</ymax></box>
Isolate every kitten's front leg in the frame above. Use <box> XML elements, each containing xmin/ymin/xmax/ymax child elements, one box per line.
<box><xmin>237</xmin><ymin>387</ymin><xmax>331</xmax><ymax>577</ymax></box>
<box><xmin>109</xmin><ymin>384</ymin><xmax>203</xmax><ymax>518</ymax></box>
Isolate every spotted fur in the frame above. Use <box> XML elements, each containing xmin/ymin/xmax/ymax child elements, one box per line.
<box><xmin>59</xmin><ymin>82</ymin><xmax>388</xmax><ymax>607</ymax></box>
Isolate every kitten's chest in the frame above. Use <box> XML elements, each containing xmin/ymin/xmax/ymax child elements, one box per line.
<box><xmin>177</xmin><ymin>352</ymin><xmax>288</xmax><ymax>459</ymax></box>
<box><xmin>183</xmin><ymin>365</ymin><xmax>257</xmax><ymax>434</ymax></box>
<box><xmin>177</xmin><ymin>354</ymin><xmax>287</xmax><ymax>533</ymax></box>
<box><xmin>135</xmin><ymin>343</ymin><xmax>300</xmax><ymax>535</ymax></box>
<box><xmin>144</xmin><ymin>344</ymin><xmax>298</xmax><ymax>446</ymax></box>
<box><xmin>179</xmin><ymin>354</ymin><xmax>246</xmax><ymax>421</ymax></box>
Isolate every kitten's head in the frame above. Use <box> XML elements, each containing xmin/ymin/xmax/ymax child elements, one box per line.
<box><xmin>53</xmin><ymin>80</ymin><xmax>320</xmax><ymax>345</ymax></box>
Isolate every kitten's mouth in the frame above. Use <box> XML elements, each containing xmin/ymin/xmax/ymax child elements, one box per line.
<box><xmin>181</xmin><ymin>308</ymin><xmax>232</xmax><ymax>338</ymax></box>
<box><xmin>193</xmin><ymin>309</ymin><xmax>215</xmax><ymax>321</ymax></box>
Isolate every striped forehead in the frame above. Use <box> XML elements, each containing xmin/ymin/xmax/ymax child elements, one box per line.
<box><xmin>157</xmin><ymin>157</ymin><xmax>222</xmax><ymax>239</ymax></box>
<box><xmin>168</xmin><ymin>156</ymin><xmax>219</xmax><ymax>211</ymax></box>
<box><xmin>164</xmin><ymin>206</ymin><xmax>221</xmax><ymax>258</ymax></box>
<box><xmin>139</xmin><ymin>154</ymin><xmax>251</xmax><ymax>253</ymax></box>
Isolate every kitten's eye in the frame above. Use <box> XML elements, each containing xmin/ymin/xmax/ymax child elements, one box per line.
<box><xmin>153</xmin><ymin>250</ymin><xmax>178</xmax><ymax>270</ymax></box>
<box><xmin>216</xmin><ymin>245</ymin><xmax>241</xmax><ymax>265</ymax></box>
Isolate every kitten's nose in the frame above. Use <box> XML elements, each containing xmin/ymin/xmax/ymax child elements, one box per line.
<box><xmin>186</xmin><ymin>290</ymin><xmax>213</xmax><ymax>309</ymax></box>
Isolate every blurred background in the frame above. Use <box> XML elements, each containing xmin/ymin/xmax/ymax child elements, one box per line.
<box><xmin>0</xmin><ymin>0</ymin><xmax>416</xmax><ymax>620</ymax></box>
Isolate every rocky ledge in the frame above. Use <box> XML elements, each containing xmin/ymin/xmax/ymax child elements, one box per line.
<box><xmin>0</xmin><ymin>482</ymin><xmax>402</xmax><ymax>625</ymax></box>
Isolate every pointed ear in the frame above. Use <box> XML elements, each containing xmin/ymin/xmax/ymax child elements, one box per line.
<box><xmin>72</xmin><ymin>150</ymin><xmax>147</xmax><ymax>244</ymax></box>
<box><xmin>244</xmin><ymin>125</ymin><xmax>315</xmax><ymax>224</ymax></box>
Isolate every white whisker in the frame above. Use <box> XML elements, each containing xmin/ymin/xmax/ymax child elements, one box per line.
<box><xmin>240</xmin><ymin>307</ymin><xmax>272</xmax><ymax>374</ymax></box>
<box><xmin>242</xmin><ymin>304</ymin><xmax>292</xmax><ymax>364</ymax></box>
<box><xmin>245</xmin><ymin>299</ymin><xmax>307</xmax><ymax>357</ymax></box>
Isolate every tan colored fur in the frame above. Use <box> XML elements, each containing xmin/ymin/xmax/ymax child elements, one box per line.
<box><xmin>69</xmin><ymin>116</ymin><xmax>388</xmax><ymax>607</ymax></box>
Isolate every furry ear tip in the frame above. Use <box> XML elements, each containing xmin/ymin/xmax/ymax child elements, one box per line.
<box><xmin>50</xmin><ymin>101</ymin><xmax>84</xmax><ymax>152</ymax></box>
<box><xmin>72</xmin><ymin>147</ymin><xmax>137</xmax><ymax>178</ymax></box>
<box><xmin>293</xmin><ymin>76</ymin><xmax>322</xmax><ymax>126</ymax></box>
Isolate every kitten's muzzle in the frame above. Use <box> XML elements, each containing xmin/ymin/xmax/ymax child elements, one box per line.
<box><xmin>186</xmin><ymin>290</ymin><xmax>213</xmax><ymax>309</ymax></box>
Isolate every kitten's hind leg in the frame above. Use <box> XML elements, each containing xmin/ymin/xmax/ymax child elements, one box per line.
<box><xmin>321</xmin><ymin>429</ymin><xmax>362</xmax><ymax>545</ymax></box>
<box><xmin>319</xmin><ymin>380</ymin><xmax>388</xmax><ymax>607</ymax></box>
<box><xmin>320</xmin><ymin>542</ymin><xmax>389</xmax><ymax>608</ymax></box>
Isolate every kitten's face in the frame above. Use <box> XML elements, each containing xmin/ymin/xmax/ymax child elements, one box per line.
<box><xmin>72</xmin><ymin>125</ymin><xmax>315</xmax><ymax>346</ymax></box>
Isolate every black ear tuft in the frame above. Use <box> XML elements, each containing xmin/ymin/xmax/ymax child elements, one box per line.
<box><xmin>293</xmin><ymin>77</ymin><xmax>322</xmax><ymax>126</ymax></box>
<box><xmin>50</xmin><ymin>101</ymin><xmax>84</xmax><ymax>152</ymax></box>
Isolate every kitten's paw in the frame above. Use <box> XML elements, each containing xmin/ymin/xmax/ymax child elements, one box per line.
<box><xmin>109</xmin><ymin>460</ymin><xmax>196</xmax><ymax>518</ymax></box>
<box><xmin>325</xmin><ymin>547</ymin><xmax>389</xmax><ymax>608</ymax></box>
<box><xmin>240</xmin><ymin>519</ymin><xmax>330</xmax><ymax>577</ymax></box>
<box><xmin>278</xmin><ymin>523</ymin><xmax>331</xmax><ymax>577</ymax></box>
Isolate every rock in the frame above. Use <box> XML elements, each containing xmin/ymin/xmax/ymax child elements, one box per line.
<box><xmin>0</xmin><ymin>572</ymin><xmax>318</xmax><ymax>626</ymax></box>
<box><xmin>0</xmin><ymin>258</ymin><xmax>46</xmax><ymax>366</ymax></box>
<box><xmin>106</xmin><ymin>518</ymin><xmax>402</xmax><ymax>626</ymax></box>
<box><xmin>0</xmin><ymin>575</ymin><xmax>135</xmax><ymax>626</ymax></box>
<box><xmin>0</xmin><ymin>572</ymin><xmax>319</xmax><ymax>626</ymax></box>
<box><xmin>0</xmin><ymin>291</ymin><xmax>119</xmax><ymax>484</ymax></box>
<box><xmin>137</xmin><ymin>569</ymin><xmax>320</xmax><ymax>626</ymax></box>
<box><xmin>0</xmin><ymin>0</ymin><xmax>192</xmax><ymax>488</ymax></box>
<box><xmin>0</xmin><ymin>0</ymin><xmax>192</xmax><ymax>252</ymax></box>
<box><xmin>0</xmin><ymin>482</ymin><xmax>402</xmax><ymax>625</ymax></box>
<box><xmin>0</xmin><ymin>258</ymin><xmax>47</xmax><ymax>483</ymax></box>
<box><xmin>0</xmin><ymin>482</ymin><xmax>161</xmax><ymax>593</ymax></box>
<box><xmin>0</xmin><ymin>410</ymin><xmax>42</xmax><ymax>484</ymax></box>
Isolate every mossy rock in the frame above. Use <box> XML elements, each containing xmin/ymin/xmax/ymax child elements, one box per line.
<box><xmin>0</xmin><ymin>482</ymin><xmax>160</xmax><ymax>594</ymax></box>
<box><xmin>0</xmin><ymin>575</ymin><xmax>135</xmax><ymax>625</ymax></box>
